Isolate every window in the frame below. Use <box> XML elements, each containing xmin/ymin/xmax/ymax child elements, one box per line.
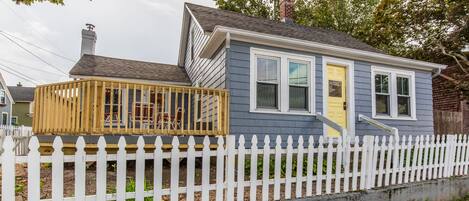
<box><xmin>250</xmin><ymin>48</ymin><xmax>315</xmax><ymax>115</ymax></box>
<box><xmin>2</xmin><ymin>113</ymin><xmax>8</xmax><ymax>125</ymax></box>
<box><xmin>289</xmin><ymin>61</ymin><xmax>308</xmax><ymax>110</ymax></box>
<box><xmin>29</xmin><ymin>101</ymin><xmax>34</xmax><ymax>115</ymax></box>
<box><xmin>372</xmin><ymin>66</ymin><xmax>416</xmax><ymax>120</ymax></box>
<box><xmin>374</xmin><ymin>73</ymin><xmax>390</xmax><ymax>115</ymax></box>
<box><xmin>11</xmin><ymin>116</ymin><xmax>17</xmax><ymax>125</ymax></box>
<box><xmin>0</xmin><ymin>89</ymin><xmax>5</xmax><ymax>105</ymax></box>
<box><xmin>256</xmin><ymin>56</ymin><xmax>280</xmax><ymax>109</ymax></box>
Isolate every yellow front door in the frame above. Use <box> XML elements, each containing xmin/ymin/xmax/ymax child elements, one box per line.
<box><xmin>326</xmin><ymin>64</ymin><xmax>347</xmax><ymax>137</ymax></box>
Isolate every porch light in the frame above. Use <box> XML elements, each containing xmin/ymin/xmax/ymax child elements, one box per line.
<box><xmin>462</xmin><ymin>44</ymin><xmax>469</xmax><ymax>56</ymax></box>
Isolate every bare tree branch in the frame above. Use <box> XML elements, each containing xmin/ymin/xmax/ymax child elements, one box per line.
<box><xmin>438</xmin><ymin>43</ymin><xmax>469</xmax><ymax>74</ymax></box>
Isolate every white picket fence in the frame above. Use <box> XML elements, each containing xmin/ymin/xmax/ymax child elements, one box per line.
<box><xmin>0</xmin><ymin>134</ymin><xmax>468</xmax><ymax>201</ymax></box>
<box><xmin>0</xmin><ymin>125</ymin><xmax>32</xmax><ymax>155</ymax></box>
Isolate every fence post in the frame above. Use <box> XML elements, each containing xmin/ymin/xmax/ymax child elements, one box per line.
<box><xmin>366</xmin><ymin>136</ymin><xmax>375</xmax><ymax>189</ymax></box>
<box><xmin>1</xmin><ymin>135</ymin><xmax>15</xmax><ymax>201</ymax></box>
<box><xmin>237</xmin><ymin>135</ymin><xmax>246</xmax><ymax>201</ymax></box>
<box><xmin>75</xmin><ymin>137</ymin><xmax>86</xmax><ymax>201</ymax></box>
<box><xmin>215</xmin><ymin>137</ymin><xmax>225</xmax><ymax>201</ymax></box>
<box><xmin>187</xmin><ymin>136</ymin><xmax>196</xmax><ymax>201</ymax></box>
<box><xmin>170</xmin><ymin>137</ymin><xmax>180</xmax><ymax>201</ymax></box>
<box><xmin>136</xmin><ymin>137</ymin><xmax>145</xmax><ymax>201</ymax></box>
<box><xmin>116</xmin><ymin>137</ymin><xmax>127</xmax><ymax>201</ymax></box>
<box><xmin>96</xmin><ymin>137</ymin><xmax>107</xmax><ymax>201</ymax></box>
<box><xmin>262</xmin><ymin>135</ymin><xmax>271</xmax><ymax>201</ymax></box>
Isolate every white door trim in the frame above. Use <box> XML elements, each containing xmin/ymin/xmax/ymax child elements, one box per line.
<box><xmin>322</xmin><ymin>56</ymin><xmax>355</xmax><ymax>138</ymax></box>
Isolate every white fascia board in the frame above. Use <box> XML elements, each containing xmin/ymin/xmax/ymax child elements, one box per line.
<box><xmin>200</xmin><ymin>26</ymin><xmax>447</xmax><ymax>71</ymax></box>
<box><xmin>177</xmin><ymin>5</ymin><xmax>207</xmax><ymax>67</ymax></box>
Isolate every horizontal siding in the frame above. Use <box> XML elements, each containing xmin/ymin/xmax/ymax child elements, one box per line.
<box><xmin>354</xmin><ymin>61</ymin><xmax>434</xmax><ymax>136</ymax></box>
<box><xmin>228</xmin><ymin>41</ymin><xmax>435</xmax><ymax>143</ymax></box>
<box><xmin>184</xmin><ymin>19</ymin><xmax>226</xmax><ymax>89</ymax></box>
<box><xmin>228</xmin><ymin>41</ymin><xmax>323</xmax><ymax>146</ymax></box>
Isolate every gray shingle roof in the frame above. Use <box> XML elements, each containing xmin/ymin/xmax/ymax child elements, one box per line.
<box><xmin>186</xmin><ymin>3</ymin><xmax>382</xmax><ymax>53</ymax></box>
<box><xmin>69</xmin><ymin>55</ymin><xmax>191</xmax><ymax>84</ymax></box>
<box><xmin>7</xmin><ymin>86</ymin><xmax>35</xmax><ymax>102</ymax></box>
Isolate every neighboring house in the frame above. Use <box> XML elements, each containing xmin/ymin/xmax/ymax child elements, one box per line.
<box><xmin>0</xmin><ymin>73</ymin><xmax>14</xmax><ymax>126</ymax></box>
<box><xmin>35</xmin><ymin>1</ymin><xmax>447</xmax><ymax>143</ymax></box>
<box><xmin>8</xmin><ymin>83</ymin><xmax>35</xmax><ymax>127</ymax></box>
<box><xmin>433</xmin><ymin>65</ymin><xmax>469</xmax><ymax>133</ymax></box>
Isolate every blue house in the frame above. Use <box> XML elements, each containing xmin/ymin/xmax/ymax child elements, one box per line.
<box><xmin>177</xmin><ymin>2</ymin><xmax>445</xmax><ymax>141</ymax></box>
<box><xmin>34</xmin><ymin>2</ymin><xmax>446</xmax><ymax>146</ymax></box>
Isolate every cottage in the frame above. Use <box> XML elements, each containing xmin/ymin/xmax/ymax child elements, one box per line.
<box><xmin>33</xmin><ymin>2</ymin><xmax>446</xmax><ymax>143</ymax></box>
<box><xmin>0</xmin><ymin>72</ymin><xmax>14</xmax><ymax>126</ymax></box>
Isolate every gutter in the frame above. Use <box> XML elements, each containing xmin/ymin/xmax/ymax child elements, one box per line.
<box><xmin>200</xmin><ymin>26</ymin><xmax>447</xmax><ymax>71</ymax></box>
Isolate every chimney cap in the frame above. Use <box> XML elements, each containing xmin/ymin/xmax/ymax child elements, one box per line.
<box><xmin>16</xmin><ymin>82</ymin><xmax>22</xmax><ymax>87</ymax></box>
<box><xmin>85</xmin><ymin>23</ymin><xmax>95</xmax><ymax>31</ymax></box>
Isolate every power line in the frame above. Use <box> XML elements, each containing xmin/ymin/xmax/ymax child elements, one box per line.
<box><xmin>0</xmin><ymin>62</ymin><xmax>41</xmax><ymax>84</ymax></box>
<box><xmin>0</xmin><ymin>30</ymin><xmax>76</xmax><ymax>63</ymax></box>
<box><xmin>0</xmin><ymin>58</ymin><xmax>65</xmax><ymax>76</ymax></box>
<box><xmin>0</xmin><ymin>31</ymin><xmax>68</xmax><ymax>75</ymax></box>
<box><xmin>0</xmin><ymin>64</ymin><xmax>40</xmax><ymax>85</ymax></box>
<box><xmin>0</xmin><ymin>0</ymin><xmax>67</xmax><ymax>56</ymax></box>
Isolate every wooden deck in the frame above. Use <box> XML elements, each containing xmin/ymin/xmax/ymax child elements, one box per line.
<box><xmin>33</xmin><ymin>79</ymin><xmax>229</xmax><ymax>136</ymax></box>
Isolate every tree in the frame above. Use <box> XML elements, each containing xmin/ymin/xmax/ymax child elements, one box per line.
<box><xmin>215</xmin><ymin>0</ymin><xmax>469</xmax><ymax>100</ymax></box>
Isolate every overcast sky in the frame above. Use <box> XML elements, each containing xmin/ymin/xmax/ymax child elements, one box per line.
<box><xmin>0</xmin><ymin>0</ymin><xmax>215</xmax><ymax>87</ymax></box>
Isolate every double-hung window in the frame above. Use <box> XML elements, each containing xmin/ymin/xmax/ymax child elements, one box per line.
<box><xmin>372</xmin><ymin>66</ymin><xmax>416</xmax><ymax>120</ymax></box>
<box><xmin>250</xmin><ymin>48</ymin><xmax>315</xmax><ymax>115</ymax></box>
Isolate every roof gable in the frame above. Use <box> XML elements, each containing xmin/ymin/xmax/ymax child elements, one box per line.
<box><xmin>7</xmin><ymin>86</ymin><xmax>35</xmax><ymax>102</ymax></box>
<box><xmin>185</xmin><ymin>3</ymin><xmax>382</xmax><ymax>54</ymax></box>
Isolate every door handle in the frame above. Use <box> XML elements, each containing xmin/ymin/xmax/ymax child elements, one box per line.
<box><xmin>343</xmin><ymin>101</ymin><xmax>347</xmax><ymax>110</ymax></box>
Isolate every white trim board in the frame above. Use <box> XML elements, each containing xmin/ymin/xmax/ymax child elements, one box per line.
<box><xmin>249</xmin><ymin>48</ymin><xmax>316</xmax><ymax>115</ymax></box>
<box><xmin>69</xmin><ymin>75</ymin><xmax>192</xmax><ymax>86</ymax></box>
<box><xmin>371</xmin><ymin>66</ymin><xmax>417</xmax><ymax>121</ymax></box>
<box><xmin>200</xmin><ymin>26</ymin><xmax>446</xmax><ymax>71</ymax></box>
<box><xmin>322</xmin><ymin>56</ymin><xmax>355</xmax><ymax>138</ymax></box>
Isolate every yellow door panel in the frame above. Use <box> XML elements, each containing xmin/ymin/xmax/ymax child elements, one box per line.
<box><xmin>326</xmin><ymin>64</ymin><xmax>347</xmax><ymax>137</ymax></box>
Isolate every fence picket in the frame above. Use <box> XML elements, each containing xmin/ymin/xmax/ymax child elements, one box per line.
<box><xmin>398</xmin><ymin>136</ymin><xmax>406</xmax><ymax>184</ymax></box>
<box><xmin>136</xmin><ymin>137</ymin><xmax>145</xmax><ymax>201</ymax></box>
<box><xmin>153</xmin><ymin>137</ymin><xmax>163</xmax><ymax>201</ymax></box>
<box><xmin>316</xmin><ymin>136</ymin><xmax>325</xmax><ymax>195</ymax></box>
<box><xmin>343</xmin><ymin>136</ymin><xmax>351</xmax><ymax>192</ymax></box>
<box><xmin>463</xmin><ymin>135</ymin><xmax>469</xmax><ymax>175</ymax></box>
<box><xmin>433</xmin><ymin>135</ymin><xmax>441</xmax><ymax>179</ymax></box>
<box><xmin>216</xmin><ymin>137</ymin><xmax>225</xmax><ymax>201</ymax></box>
<box><xmin>250</xmin><ymin>135</ymin><xmax>259</xmax><ymax>201</ymax></box>
<box><xmin>416</xmin><ymin>136</ymin><xmax>424</xmax><ymax>181</ymax></box>
<box><xmin>422</xmin><ymin>135</ymin><xmax>430</xmax><ymax>181</ymax></box>
<box><xmin>237</xmin><ymin>135</ymin><xmax>246</xmax><ymax>201</ymax></box>
<box><xmin>296</xmin><ymin>136</ymin><xmax>304</xmax><ymax>197</ymax></box>
<box><xmin>391</xmin><ymin>136</ymin><xmax>399</xmax><ymax>185</ymax></box>
<box><xmin>74</xmin><ymin>137</ymin><xmax>86</xmax><ymax>200</ymax></box>
<box><xmin>456</xmin><ymin>135</ymin><xmax>463</xmax><ymax>175</ymax></box>
<box><xmin>410</xmin><ymin>136</ymin><xmax>420</xmax><ymax>182</ymax></box>
<box><xmin>359</xmin><ymin>136</ymin><xmax>368</xmax><ymax>190</ymax></box>
<box><xmin>1</xmin><ymin>135</ymin><xmax>15</xmax><ymax>201</ymax></box>
<box><xmin>438</xmin><ymin>135</ymin><xmax>446</xmax><ymax>178</ymax></box>
<box><xmin>325</xmin><ymin>138</ymin><xmax>333</xmax><ymax>194</ymax></box>
<box><xmin>52</xmin><ymin>137</ymin><xmax>64</xmax><ymax>201</ymax></box>
<box><xmin>262</xmin><ymin>136</ymin><xmax>270</xmax><ymax>201</ymax></box>
<box><xmin>371</xmin><ymin>136</ymin><xmax>379</xmax><ymax>188</ymax></box>
<box><xmin>404</xmin><ymin>136</ymin><xmax>412</xmax><ymax>184</ymax></box>
<box><xmin>116</xmin><ymin>137</ymin><xmax>127</xmax><ymax>201</ymax></box>
<box><xmin>384</xmin><ymin>137</ymin><xmax>393</xmax><ymax>186</ymax></box>
<box><xmin>186</xmin><ymin>137</ymin><xmax>196</xmax><ymax>201</ymax></box>
<box><xmin>335</xmin><ymin>137</ymin><xmax>343</xmax><ymax>193</ymax></box>
<box><xmin>306</xmin><ymin>136</ymin><xmax>314</xmax><ymax>196</ymax></box>
<box><xmin>202</xmin><ymin>136</ymin><xmax>211</xmax><ymax>201</ymax></box>
<box><xmin>351</xmin><ymin>136</ymin><xmax>359</xmax><ymax>191</ymax></box>
<box><xmin>226</xmin><ymin>135</ymin><xmax>236</xmax><ymax>201</ymax></box>
<box><xmin>377</xmin><ymin>136</ymin><xmax>386</xmax><ymax>187</ymax></box>
<box><xmin>274</xmin><ymin>136</ymin><xmax>282</xmax><ymax>200</ymax></box>
<box><xmin>171</xmin><ymin>137</ymin><xmax>181</xmax><ymax>201</ymax></box>
<box><xmin>27</xmin><ymin>137</ymin><xmax>40</xmax><ymax>201</ymax></box>
<box><xmin>285</xmin><ymin>136</ymin><xmax>293</xmax><ymax>199</ymax></box>
<box><xmin>428</xmin><ymin>135</ymin><xmax>435</xmax><ymax>180</ymax></box>
<box><xmin>366</xmin><ymin>136</ymin><xmax>375</xmax><ymax>189</ymax></box>
<box><xmin>96</xmin><ymin>137</ymin><xmax>107</xmax><ymax>201</ymax></box>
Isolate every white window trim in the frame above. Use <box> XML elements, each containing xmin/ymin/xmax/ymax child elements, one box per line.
<box><xmin>250</xmin><ymin>47</ymin><xmax>316</xmax><ymax>115</ymax></box>
<box><xmin>371</xmin><ymin>66</ymin><xmax>417</xmax><ymax>120</ymax></box>
<box><xmin>322</xmin><ymin>56</ymin><xmax>355</xmax><ymax>138</ymax></box>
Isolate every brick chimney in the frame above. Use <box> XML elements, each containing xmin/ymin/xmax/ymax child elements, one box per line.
<box><xmin>80</xmin><ymin>23</ymin><xmax>97</xmax><ymax>57</ymax></box>
<box><xmin>280</xmin><ymin>0</ymin><xmax>294</xmax><ymax>23</ymax></box>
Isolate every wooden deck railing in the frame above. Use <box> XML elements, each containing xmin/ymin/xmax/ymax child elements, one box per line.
<box><xmin>33</xmin><ymin>79</ymin><xmax>229</xmax><ymax>136</ymax></box>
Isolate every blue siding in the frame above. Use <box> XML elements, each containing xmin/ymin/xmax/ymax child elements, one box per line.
<box><xmin>354</xmin><ymin>61</ymin><xmax>434</xmax><ymax>136</ymax></box>
<box><xmin>227</xmin><ymin>40</ymin><xmax>434</xmax><ymax>144</ymax></box>
<box><xmin>227</xmin><ymin>41</ymin><xmax>323</xmax><ymax>146</ymax></box>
